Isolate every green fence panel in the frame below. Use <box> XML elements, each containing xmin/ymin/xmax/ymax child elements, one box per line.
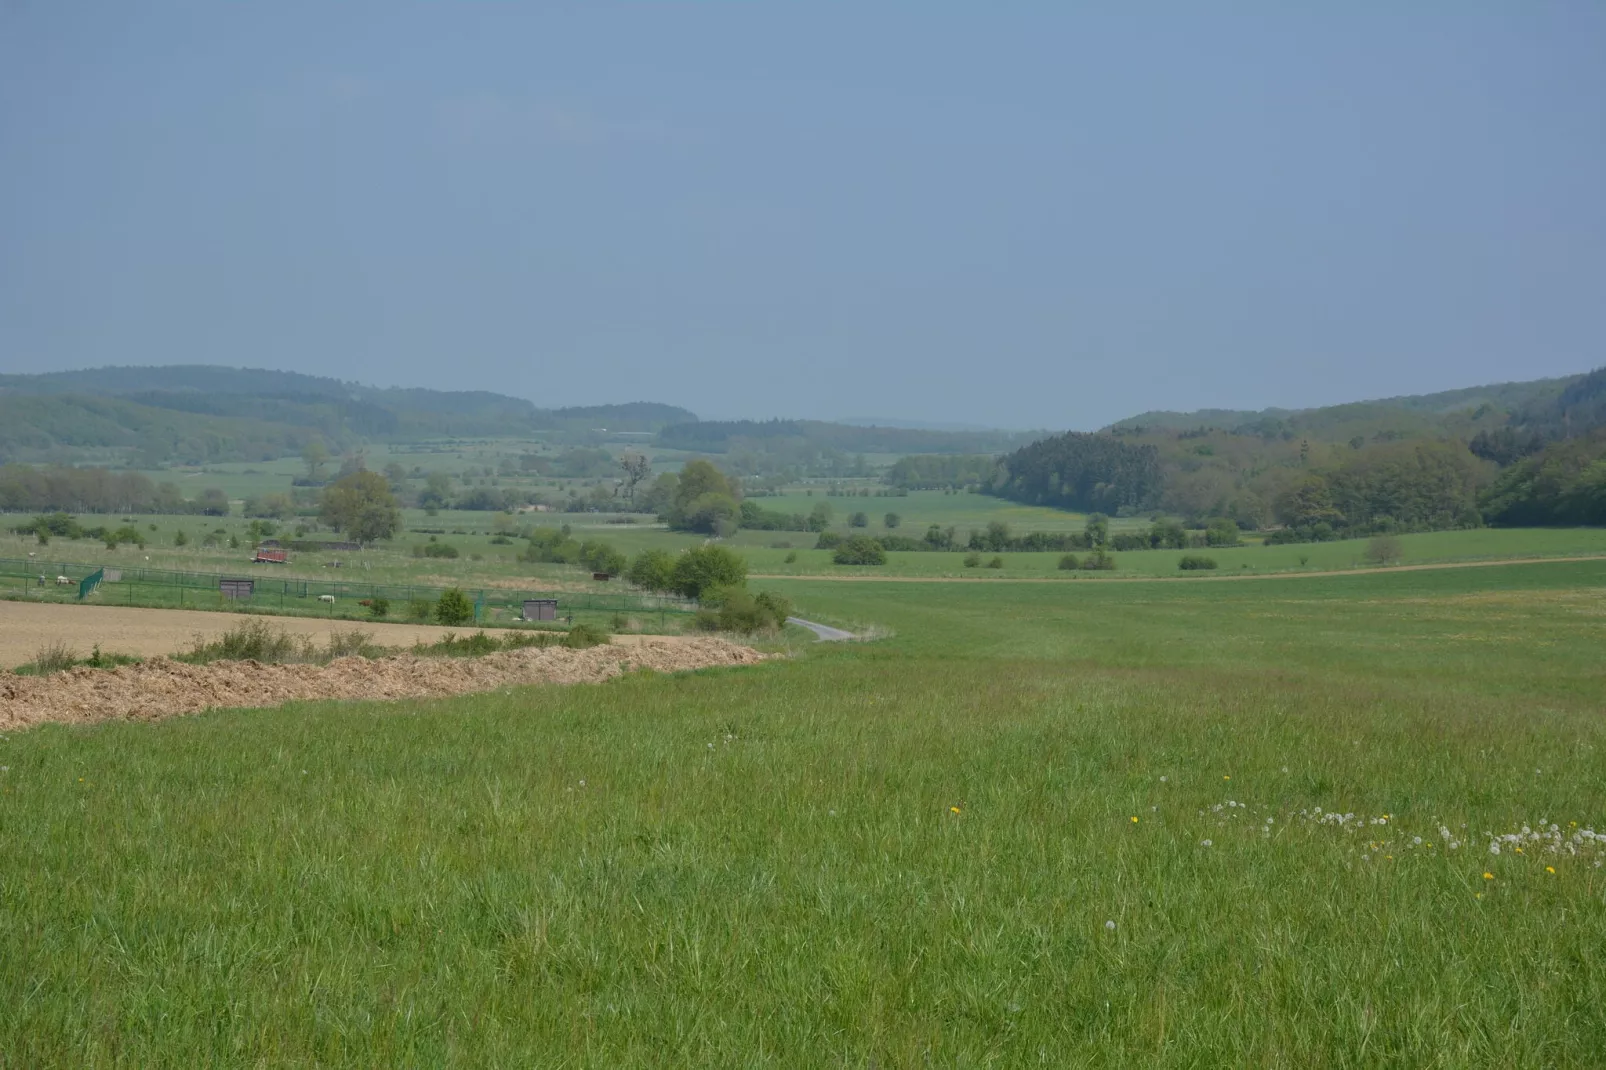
<box><xmin>78</xmin><ymin>567</ymin><xmax>105</xmax><ymax>600</ymax></box>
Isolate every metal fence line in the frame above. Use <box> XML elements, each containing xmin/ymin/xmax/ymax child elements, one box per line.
<box><xmin>0</xmin><ymin>557</ymin><xmax>695</xmax><ymax>625</ymax></box>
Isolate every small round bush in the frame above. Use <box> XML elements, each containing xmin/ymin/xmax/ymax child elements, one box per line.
<box><xmin>1179</xmin><ymin>554</ymin><xmax>1218</xmax><ymax>571</ymax></box>
<box><xmin>963</xmin><ymin>552</ymin><xmax>982</xmax><ymax>568</ymax></box>
<box><xmin>1058</xmin><ymin>553</ymin><xmax>1080</xmax><ymax>570</ymax></box>
<box><xmin>435</xmin><ymin>588</ymin><xmax>474</xmax><ymax>626</ymax></box>
<box><xmin>833</xmin><ymin>535</ymin><xmax>887</xmax><ymax>566</ymax></box>
<box><xmin>987</xmin><ymin>556</ymin><xmax>1004</xmax><ymax>569</ymax></box>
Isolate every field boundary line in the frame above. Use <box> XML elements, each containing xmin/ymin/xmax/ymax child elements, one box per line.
<box><xmin>751</xmin><ymin>554</ymin><xmax>1606</xmax><ymax>584</ymax></box>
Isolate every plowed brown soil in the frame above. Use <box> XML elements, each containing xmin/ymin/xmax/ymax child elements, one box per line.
<box><xmin>0</xmin><ymin>638</ymin><xmax>769</xmax><ymax>731</ymax></box>
<box><xmin>0</xmin><ymin>600</ymin><xmax>690</xmax><ymax>670</ymax></box>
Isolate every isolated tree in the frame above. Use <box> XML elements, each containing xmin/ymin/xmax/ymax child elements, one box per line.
<box><xmin>618</xmin><ymin>453</ymin><xmax>653</xmax><ymax>501</ymax></box>
<box><xmin>849</xmin><ymin>511</ymin><xmax>869</xmax><ymax>528</ymax></box>
<box><xmin>195</xmin><ymin>488</ymin><xmax>231</xmax><ymax>516</ymax></box>
<box><xmin>667</xmin><ymin>461</ymin><xmax>740</xmax><ymax>534</ymax></box>
<box><xmin>302</xmin><ymin>440</ymin><xmax>331</xmax><ymax>481</ymax></box>
<box><xmin>435</xmin><ymin>588</ymin><xmax>473</xmax><ymax>626</ymax></box>
<box><xmin>1365</xmin><ymin>535</ymin><xmax>1403</xmax><ymax>566</ymax></box>
<box><xmin>320</xmin><ymin>470</ymin><xmax>401</xmax><ymax>545</ymax></box>
<box><xmin>1085</xmin><ymin>513</ymin><xmax>1110</xmax><ymax>548</ymax></box>
<box><xmin>807</xmin><ymin>502</ymin><xmax>834</xmax><ymax>532</ymax></box>
<box><xmin>884</xmin><ymin>512</ymin><xmax>901</xmax><ymax>529</ymax></box>
<box><xmin>833</xmin><ymin>535</ymin><xmax>887</xmax><ymax>566</ymax></box>
<box><xmin>418</xmin><ymin>471</ymin><xmax>453</xmax><ymax>512</ymax></box>
<box><xmin>671</xmin><ymin>544</ymin><xmax>748</xmax><ymax>599</ymax></box>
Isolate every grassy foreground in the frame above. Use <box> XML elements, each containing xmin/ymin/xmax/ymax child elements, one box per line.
<box><xmin>2</xmin><ymin>563</ymin><xmax>1605</xmax><ymax>1065</ymax></box>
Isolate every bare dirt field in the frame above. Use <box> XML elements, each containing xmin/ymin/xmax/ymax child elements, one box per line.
<box><xmin>0</xmin><ymin>600</ymin><xmax>686</xmax><ymax>669</ymax></box>
<box><xmin>0</xmin><ymin>637</ymin><xmax>769</xmax><ymax>731</ymax></box>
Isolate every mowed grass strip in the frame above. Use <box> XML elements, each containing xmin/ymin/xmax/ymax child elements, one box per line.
<box><xmin>1</xmin><ymin>562</ymin><xmax>1604</xmax><ymax>1065</ymax></box>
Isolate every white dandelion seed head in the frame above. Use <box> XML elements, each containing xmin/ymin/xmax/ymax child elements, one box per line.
<box><xmin>1104</xmin><ymin>920</ymin><xmax>1116</xmax><ymax>931</ymax></box>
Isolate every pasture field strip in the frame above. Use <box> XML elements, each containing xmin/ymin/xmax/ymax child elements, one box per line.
<box><xmin>757</xmin><ymin>552</ymin><xmax>1606</xmax><ymax>583</ymax></box>
<box><xmin>2</xmin><ymin>562</ymin><xmax>1604</xmax><ymax>1063</ymax></box>
<box><xmin>0</xmin><ymin>601</ymin><xmax>699</xmax><ymax>670</ymax></box>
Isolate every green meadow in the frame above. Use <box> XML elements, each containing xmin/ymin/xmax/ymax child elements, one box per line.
<box><xmin>3</xmin><ymin>560</ymin><xmax>1605</xmax><ymax>1065</ymax></box>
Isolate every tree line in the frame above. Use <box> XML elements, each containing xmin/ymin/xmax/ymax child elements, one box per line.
<box><xmin>0</xmin><ymin>464</ymin><xmax>229</xmax><ymax>516</ymax></box>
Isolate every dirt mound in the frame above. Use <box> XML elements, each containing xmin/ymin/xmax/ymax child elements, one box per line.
<box><xmin>0</xmin><ymin>638</ymin><xmax>769</xmax><ymax>731</ymax></box>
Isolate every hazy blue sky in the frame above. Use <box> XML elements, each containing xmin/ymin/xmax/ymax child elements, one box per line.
<box><xmin>3</xmin><ymin>3</ymin><xmax>1603</xmax><ymax>429</ymax></box>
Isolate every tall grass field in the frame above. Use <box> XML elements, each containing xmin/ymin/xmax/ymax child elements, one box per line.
<box><xmin>2</xmin><ymin>561</ymin><xmax>1604</xmax><ymax>1065</ymax></box>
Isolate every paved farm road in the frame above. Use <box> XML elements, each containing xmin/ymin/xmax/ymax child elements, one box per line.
<box><xmin>787</xmin><ymin>617</ymin><xmax>855</xmax><ymax>641</ymax></box>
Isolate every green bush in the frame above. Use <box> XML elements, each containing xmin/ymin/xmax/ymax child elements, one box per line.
<box><xmin>692</xmin><ymin>588</ymin><xmax>791</xmax><ymax>634</ymax></box>
<box><xmin>562</xmin><ymin>623</ymin><xmax>610</xmax><ymax>649</ymax></box>
<box><xmin>368</xmin><ymin>598</ymin><xmax>390</xmax><ymax>619</ymax></box>
<box><xmin>987</xmin><ymin>556</ymin><xmax>1004</xmax><ymax>569</ymax></box>
<box><xmin>672</xmin><ymin>545</ymin><xmax>749</xmax><ymax>600</ymax></box>
<box><xmin>1080</xmin><ymin>549</ymin><xmax>1117</xmax><ymax>571</ymax></box>
<box><xmin>415</xmin><ymin>542</ymin><xmax>460</xmax><ymax>559</ymax></box>
<box><xmin>1058</xmin><ymin>553</ymin><xmax>1080</xmax><ymax>570</ymax></box>
<box><xmin>626</xmin><ymin>549</ymin><xmax>677</xmax><ymax>593</ymax></box>
<box><xmin>963</xmin><ymin>552</ymin><xmax>982</xmax><ymax>568</ymax></box>
<box><xmin>407</xmin><ymin>598</ymin><xmax>433</xmax><ymax>621</ymax></box>
<box><xmin>435</xmin><ymin>588</ymin><xmax>474</xmax><ymax>626</ymax></box>
<box><xmin>833</xmin><ymin>535</ymin><xmax>887</xmax><ymax>566</ymax></box>
<box><xmin>182</xmin><ymin>620</ymin><xmax>308</xmax><ymax>664</ymax></box>
<box><xmin>784</xmin><ymin>551</ymin><xmax>798</xmax><ymax>564</ymax></box>
<box><xmin>1179</xmin><ymin>555</ymin><xmax>1218</xmax><ymax>571</ymax></box>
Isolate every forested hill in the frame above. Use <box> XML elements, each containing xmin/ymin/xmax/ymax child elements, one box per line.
<box><xmin>0</xmin><ymin>366</ymin><xmax>696</xmax><ymax>465</ymax></box>
<box><xmin>978</xmin><ymin>366</ymin><xmax>1606</xmax><ymax>532</ymax></box>
<box><xmin>1103</xmin><ymin>375</ymin><xmax>1577</xmax><ymax>439</ymax></box>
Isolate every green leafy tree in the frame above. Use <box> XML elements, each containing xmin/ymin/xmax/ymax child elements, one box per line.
<box><xmin>884</xmin><ymin>512</ymin><xmax>901</xmax><ymax>529</ymax></box>
<box><xmin>664</xmin><ymin>461</ymin><xmax>740</xmax><ymax>534</ymax></box>
<box><xmin>196</xmin><ymin>488</ymin><xmax>231</xmax><ymax>516</ymax></box>
<box><xmin>435</xmin><ymin>588</ymin><xmax>473</xmax><ymax>626</ymax></box>
<box><xmin>627</xmin><ymin>549</ymin><xmax>677</xmax><ymax>592</ymax></box>
<box><xmin>1084</xmin><ymin>513</ymin><xmax>1109</xmax><ymax>548</ymax></box>
<box><xmin>849</xmin><ymin>511</ymin><xmax>869</xmax><ymax>528</ymax></box>
<box><xmin>1365</xmin><ymin>535</ymin><xmax>1403</xmax><ymax>566</ymax></box>
<box><xmin>833</xmin><ymin>535</ymin><xmax>886</xmax><ymax>566</ymax></box>
<box><xmin>302</xmin><ymin>440</ymin><xmax>330</xmax><ymax>481</ymax></box>
<box><xmin>671</xmin><ymin>544</ymin><xmax>748</xmax><ymax>599</ymax></box>
<box><xmin>319</xmin><ymin>470</ymin><xmax>401</xmax><ymax>545</ymax></box>
<box><xmin>807</xmin><ymin>502</ymin><xmax>834</xmax><ymax>532</ymax></box>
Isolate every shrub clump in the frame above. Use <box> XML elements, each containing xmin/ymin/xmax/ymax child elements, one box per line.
<box><xmin>182</xmin><ymin>620</ymin><xmax>310</xmax><ymax>664</ymax></box>
<box><xmin>563</xmin><ymin>623</ymin><xmax>611</xmax><ymax>648</ymax></box>
<box><xmin>693</xmin><ymin>587</ymin><xmax>792</xmax><ymax>634</ymax></box>
<box><xmin>32</xmin><ymin>641</ymin><xmax>77</xmax><ymax>675</ymax></box>
<box><xmin>435</xmin><ymin>588</ymin><xmax>474</xmax><ymax>626</ymax></box>
<box><xmin>833</xmin><ymin>535</ymin><xmax>887</xmax><ymax>566</ymax></box>
<box><xmin>1058</xmin><ymin>553</ymin><xmax>1080</xmax><ymax>570</ymax></box>
<box><xmin>1079</xmin><ymin>549</ymin><xmax>1117</xmax><ymax>571</ymax></box>
<box><xmin>671</xmin><ymin>545</ymin><xmax>748</xmax><ymax>600</ymax></box>
<box><xmin>1179</xmin><ymin>555</ymin><xmax>1218</xmax><ymax>571</ymax></box>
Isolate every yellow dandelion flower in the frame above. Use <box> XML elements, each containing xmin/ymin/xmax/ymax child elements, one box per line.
<box><xmin>1514</xmin><ymin>847</ymin><xmax>1524</xmax><ymax>854</ymax></box>
<box><xmin>1546</xmin><ymin>866</ymin><xmax>1556</xmax><ymax>874</ymax></box>
<box><xmin>1482</xmin><ymin>872</ymin><xmax>1494</xmax><ymax>880</ymax></box>
<box><xmin>1223</xmin><ymin>775</ymin><xmax>1231</xmax><ymax>780</ymax></box>
<box><xmin>949</xmin><ymin>806</ymin><xmax>961</xmax><ymax>815</ymax></box>
<box><xmin>1131</xmin><ymin>816</ymin><xmax>1139</xmax><ymax>824</ymax></box>
<box><xmin>1475</xmin><ymin>892</ymin><xmax>1484</xmax><ymax>900</ymax></box>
